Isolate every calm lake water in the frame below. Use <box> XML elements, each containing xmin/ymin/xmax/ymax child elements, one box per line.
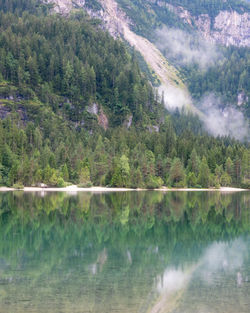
<box><xmin>0</xmin><ymin>191</ymin><xmax>249</xmax><ymax>313</ymax></box>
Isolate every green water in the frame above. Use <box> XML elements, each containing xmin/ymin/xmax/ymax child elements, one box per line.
<box><xmin>0</xmin><ymin>191</ymin><xmax>249</xmax><ymax>313</ymax></box>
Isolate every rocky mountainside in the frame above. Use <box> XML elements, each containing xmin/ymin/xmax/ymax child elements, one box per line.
<box><xmin>44</xmin><ymin>0</ymin><xmax>250</xmax><ymax>116</ymax></box>
<box><xmin>45</xmin><ymin>0</ymin><xmax>198</xmax><ymax>112</ymax></box>
<box><xmin>0</xmin><ymin>0</ymin><xmax>249</xmax><ymax>189</ymax></box>
<box><xmin>147</xmin><ymin>0</ymin><xmax>250</xmax><ymax>47</ymax></box>
<box><xmin>46</xmin><ymin>0</ymin><xmax>250</xmax><ymax>48</ymax></box>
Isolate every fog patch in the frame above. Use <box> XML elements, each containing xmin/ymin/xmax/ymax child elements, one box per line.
<box><xmin>159</xmin><ymin>85</ymin><xmax>191</xmax><ymax>110</ymax></box>
<box><xmin>200</xmin><ymin>94</ymin><xmax>249</xmax><ymax>141</ymax></box>
<box><xmin>156</xmin><ymin>26</ymin><xmax>220</xmax><ymax>69</ymax></box>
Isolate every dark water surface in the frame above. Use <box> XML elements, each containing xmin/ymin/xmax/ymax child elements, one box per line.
<box><xmin>0</xmin><ymin>191</ymin><xmax>249</xmax><ymax>313</ymax></box>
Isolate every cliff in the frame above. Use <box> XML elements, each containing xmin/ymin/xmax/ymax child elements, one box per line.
<box><xmin>46</xmin><ymin>0</ymin><xmax>250</xmax><ymax>46</ymax></box>
<box><xmin>148</xmin><ymin>1</ymin><xmax>250</xmax><ymax>47</ymax></box>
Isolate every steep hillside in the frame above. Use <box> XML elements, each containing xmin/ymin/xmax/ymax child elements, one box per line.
<box><xmin>117</xmin><ymin>0</ymin><xmax>250</xmax><ymax>47</ymax></box>
<box><xmin>45</xmin><ymin>0</ymin><xmax>196</xmax><ymax>111</ymax></box>
<box><xmin>112</xmin><ymin>0</ymin><xmax>250</xmax><ymax>116</ymax></box>
<box><xmin>44</xmin><ymin>0</ymin><xmax>250</xmax><ymax>118</ymax></box>
<box><xmin>0</xmin><ymin>0</ymin><xmax>249</xmax><ymax>190</ymax></box>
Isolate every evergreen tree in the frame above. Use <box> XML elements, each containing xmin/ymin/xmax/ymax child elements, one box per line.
<box><xmin>198</xmin><ymin>157</ymin><xmax>211</xmax><ymax>188</ymax></box>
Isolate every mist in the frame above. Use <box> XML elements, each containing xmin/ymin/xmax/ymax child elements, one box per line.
<box><xmin>155</xmin><ymin>26</ymin><xmax>248</xmax><ymax>141</ymax></box>
<box><xmin>156</xmin><ymin>26</ymin><xmax>220</xmax><ymax>69</ymax></box>
<box><xmin>199</xmin><ymin>94</ymin><xmax>249</xmax><ymax>141</ymax></box>
<box><xmin>159</xmin><ymin>85</ymin><xmax>192</xmax><ymax>110</ymax></box>
<box><xmin>161</xmin><ymin>88</ymin><xmax>249</xmax><ymax>141</ymax></box>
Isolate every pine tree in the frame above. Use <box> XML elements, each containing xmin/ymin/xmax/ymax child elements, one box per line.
<box><xmin>198</xmin><ymin>157</ymin><xmax>211</xmax><ymax>188</ymax></box>
<box><xmin>169</xmin><ymin>158</ymin><xmax>186</xmax><ymax>187</ymax></box>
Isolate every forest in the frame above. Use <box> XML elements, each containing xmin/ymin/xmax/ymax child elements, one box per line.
<box><xmin>115</xmin><ymin>0</ymin><xmax>250</xmax><ymax>118</ymax></box>
<box><xmin>0</xmin><ymin>1</ymin><xmax>249</xmax><ymax>189</ymax></box>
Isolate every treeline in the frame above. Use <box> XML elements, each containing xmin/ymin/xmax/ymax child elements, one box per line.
<box><xmin>0</xmin><ymin>113</ymin><xmax>249</xmax><ymax>189</ymax></box>
<box><xmin>165</xmin><ymin>0</ymin><xmax>250</xmax><ymax>17</ymax></box>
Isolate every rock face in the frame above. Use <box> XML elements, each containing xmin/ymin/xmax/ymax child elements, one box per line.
<box><xmin>212</xmin><ymin>11</ymin><xmax>250</xmax><ymax>46</ymax></box>
<box><xmin>45</xmin><ymin>0</ymin><xmax>250</xmax><ymax>47</ymax></box>
<box><xmin>46</xmin><ymin>0</ymin><xmax>85</xmax><ymax>14</ymax></box>
<box><xmin>149</xmin><ymin>1</ymin><xmax>250</xmax><ymax>47</ymax></box>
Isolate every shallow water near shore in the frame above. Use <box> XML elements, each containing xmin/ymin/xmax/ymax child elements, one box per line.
<box><xmin>0</xmin><ymin>191</ymin><xmax>249</xmax><ymax>313</ymax></box>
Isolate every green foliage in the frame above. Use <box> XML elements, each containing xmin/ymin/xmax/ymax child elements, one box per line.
<box><xmin>0</xmin><ymin>2</ymin><xmax>248</xmax><ymax>190</ymax></box>
<box><xmin>145</xmin><ymin>175</ymin><xmax>164</xmax><ymax>189</ymax></box>
<box><xmin>111</xmin><ymin>155</ymin><xmax>130</xmax><ymax>187</ymax></box>
<box><xmin>57</xmin><ymin>177</ymin><xmax>66</xmax><ymax>188</ymax></box>
<box><xmin>13</xmin><ymin>182</ymin><xmax>24</xmax><ymax>189</ymax></box>
<box><xmin>198</xmin><ymin>156</ymin><xmax>211</xmax><ymax>188</ymax></box>
<box><xmin>187</xmin><ymin>172</ymin><xmax>197</xmax><ymax>187</ymax></box>
<box><xmin>0</xmin><ymin>10</ymin><xmax>157</xmax><ymax>126</ymax></box>
<box><xmin>165</xmin><ymin>0</ymin><xmax>250</xmax><ymax>17</ymax></box>
<box><xmin>0</xmin><ymin>114</ymin><xmax>248</xmax><ymax>188</ymax></box>
<box><xmin>169</xmin><ymin>158</ymin><xmax>186</xmax><ymax>187</ymax></box>
<box><xmin>78</xmin><ymin>166</ymin><xmax>92</xmax><ymax>186</ymax></box>
<box><xmin>185</xmin><ymin>47</ymin><xmax>250</xmax><ymax>117</ymax></box>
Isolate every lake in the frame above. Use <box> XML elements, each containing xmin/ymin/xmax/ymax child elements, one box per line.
<box><xmin>0</xmin><ymin>191</ymin><xmax>249</xmax><ymax>313</ymax></box>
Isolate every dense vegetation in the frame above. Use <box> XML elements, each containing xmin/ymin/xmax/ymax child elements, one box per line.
<box><xmin>0</xmin><ymin>2</ymin><xmax>249</xmax><ymax>189</ymax></box>
<box><xmin>165</xmin><ymin>0</ymin><xmax>250</xmax><ymax>17</ymax></box>
<box><xmin>116</xmin><ymin>0</ymin><xmax>250</xmax><ymax>116</ymax></box>
<box><xmin>181</xmin><ymin>47</ymin><xmax>250</xmax><ymax>117</ymax></box>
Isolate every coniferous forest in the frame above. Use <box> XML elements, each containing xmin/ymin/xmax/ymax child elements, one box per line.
<box><xmin>0</xmin><ymin>0</ymin><xmax>249</xmax><ymax>189</ymax></box>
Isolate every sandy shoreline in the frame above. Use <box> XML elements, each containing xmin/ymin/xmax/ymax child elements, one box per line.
<box><xmin>0</xmin><ymin>186</ymin><xmax>248</xmax><ymax>192</ymax></box>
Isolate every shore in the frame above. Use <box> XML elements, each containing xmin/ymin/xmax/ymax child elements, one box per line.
<box><xmin>0</xmin><ymin>186</ymin><xmax>247</xmax><ymax>192</ymax></box>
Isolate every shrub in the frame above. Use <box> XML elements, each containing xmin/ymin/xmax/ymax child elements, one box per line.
<box><xmin>13</xmin><ymin>182</ymin><xmax>24</xmax><ymax>189</ymax></box>
<box><xmin>146</xmin><ymin>176</ymin><xmax>164</xmax><ymax>189</ymax></box>
<box><xmin>57</xmin><ymin>177</ymin><xmax>66</xmax><ymax>188</ymax></box>
<box><xmin>77</xmin><ymin>182</ymin><xmax>93</xmax><ymax>188</ymax></box>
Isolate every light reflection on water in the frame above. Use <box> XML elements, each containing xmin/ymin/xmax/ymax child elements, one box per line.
<box><xmin>151</xmin><ymin>238</ymin><xmax>249</xmax><ymax>313</ymax></box>
<box><xmin>0</xmin><ymin>191</ymin><xmax>249</xmax><ymax>313</ymax></box>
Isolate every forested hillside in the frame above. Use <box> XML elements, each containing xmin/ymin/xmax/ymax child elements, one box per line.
<box><xmin>114</xmin><ymin>0</ymin><xmax>250</xmax><ymax>117</ymax></box>
<box><xmin>184</xmin><ymin>46</ymin><xmax>250</xmax><ymax>117</ymax></box>
<box><xmin>0</xmin><ymin>0</ymin><xmax>249</xmax><ymax>189</ymax></box>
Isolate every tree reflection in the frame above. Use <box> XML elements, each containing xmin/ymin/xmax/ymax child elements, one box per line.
<box><xmin>0</xmin><ymin>191</ymin><xmax>249</xmax><ymax>313</ymax></box>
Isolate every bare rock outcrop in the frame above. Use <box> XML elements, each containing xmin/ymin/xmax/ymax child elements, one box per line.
<box><xmin>45</xmin><ymin>0</ymin><xmax>85</xmax><ymax>14</ymax></box>
<box><xmin>150</xmin><ymin>1</ymin><xmax>250</xmax><ymax>47</ymax></box>
<box><xmin>212</xmin><ymin>11</ymin><xmax>250</xmax><ymax>46</ymax></box>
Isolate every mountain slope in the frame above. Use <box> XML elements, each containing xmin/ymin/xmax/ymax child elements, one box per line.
<box><xmin>116</xmin><ymin>0</ymin><xmax>250</xmax><ymax>47</ymax></box>
<box><xmin>45</xmin><ymin>0</ymin><xmax>250</xmax><ymax>118</ymax></box>
<box><xmin>46</xmin><ymin>0</ymin><xmax>201</xmax><ymax>112</ymax></box>
<box><xmin>0</xmin><ymin>0</ymin><xmax>249</xmax><ymax>190</ymax></box>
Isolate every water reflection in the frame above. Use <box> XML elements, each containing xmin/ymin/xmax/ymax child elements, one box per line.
<box><xmin>150</xmin><ymin>237</ymin><xmax>249</xmax><ymax>313</ymax></box>
<box><xmin>0</xmin><ymin>191</ymin><xmax>249</xmax><ymax>313</ymax></box>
